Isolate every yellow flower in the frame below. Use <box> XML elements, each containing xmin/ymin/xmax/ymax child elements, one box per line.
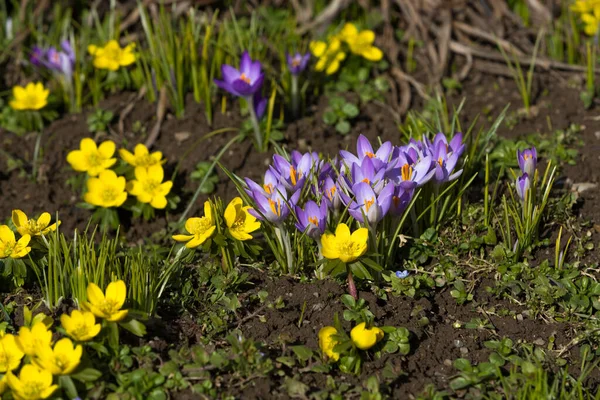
<box><xmin>339</xmin><ymin>23</ymin><xmax>383</xmax><ymax>61</ymax></box>
<box><xmin>572</xmin><ymin>0</ymin><xmax>600</xmax><ymax>14</ymax></box>
<box><xmin>127</xmin><ymin>165</ymin><xmax>173</xmax><ymax>209</ymax></box>
<box><xmin>16</xmin><ymin>322</ymin><xmax>52</xmax><ymax>357</ymax></box>
<box><xmin>318</xmin><ymin>326</ymin><xmax>340</xmax><ymax>361</ymax></box>
<box><xmin>0</xmin><ymin>225</ymin><xmax>31</xmax><ymax>259</ymax></box>
<box><xmin>33</xmin><ymin>338</ymin><xmax>82</xmax><ymax>375</ymax></box>
<box><xmin>60</xmin><ymin>310</ymin><xmax>101</xmax><ymax>342</ymax></box>
<box><xmin>9</xmin><ymin>82</ymin><xmax>49</xmax><ymax>111</ymax></box>
<box><xmin>119</xmin><ymin>143</ymin><xmax>164</xmax><ymax>168</ymax></box>
<box><xmin>88</xmin><ymin>40</ymin><xmax>136</xmax><ymax>71</ymax></box>
<box><xmin>0</xmin><ymin>334</ymin><xmax>25</xmax><ymax>372</ymax></box>
<box><xmin>321</xmin><ymin>223</ymin><xmax>368</xmax><ymax>263</ymax></box>
<box><xmin>310</xmin><ymin>38</ymin><xmax>346</xmax><ymax>75</ymax></box>
<box><xmin>224</xmin><ymin>197</ymin><xmax>261</xmax><ymax>241</ymax></box>
<box><xmin>350</xmin><ymin>322</ymin><xmax>384</xmax><ymax>350</ymax></box>
<box><xmin>11</xmin><ymin>210</ymin><xmax>60</xmax><ymax>237</ymax></box>
<box><xmin>582</xmin><ymin>10</ymin><xmax>600</xmax><ymax>36</ymax></box>
<box><xmin>172</xmin><ymin>201</ymin><xmax>216</xmax><ymax>248</ymax></box>
<box><xmin>67</xmin><ymin>138</ymin><xmax>117</xmax><ymax>177</ymax></box>
<box><xmin>84</xmin><ymin>170</ymin><xmax>128</xmax><ymax>208</ymax></box>
<box><xmin>7</xmin><ymin>364</ymin><xmax>57</xmax><ymax>400</ymax></box>
<box><xmin>81</xmin><ymin>280</ymin><xmax>128</xmax><ymax>322</ymax></box>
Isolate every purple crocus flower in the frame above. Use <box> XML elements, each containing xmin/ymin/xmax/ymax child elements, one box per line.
<box><xmin>388</xmin><ymin>152</ymin><xmax>435</xmax><ymax>188</ymax></box>
<box><xmin>340</xmin><ymin>134</ymin><xmax>393</xmax><ymax>172</ymax></box>
<box><xmin>515</xmin><ymin>173</ymin><xmax>531</xmax><ymax>201</ymax></box>
<box><xmin>244</xmin><ymin>170</ymin><xmax>279</xmax><ymax>198</ymax></box>
<box><xmin>30</xmin><ymin>46</ymin><xmax>46</xmax><ymax>67</ymax></box>
<box><xmin>247</xmin><ymin>184</ymin><xmax>300</xmax><ymax>225</ymax></box>
<box><xmin>321</xmin><ymin>176</ymin><xmax>344</xmax><ymax>211</ymax></box>
<box><xmin>431</xmin><ymin>141</ymin><xmax>463</xmax><ymax>184</ymax></box>
<box><xmin>295</xmin><ymin>200</ymin><xmax>327</xmax><ymax>239</ymax></box>
<box><xmin>30</xmin><ymin>40</ymin><xmax>75</xmax><ymax>80</ymax></box>
<box><xmin>214</xmin><ymin>51</ymin><xmax>264</xmax><ymax>98</ymax></box>
<box><xmin>287</xmin><ymin>52</ymin><xmax>310</xmax><ymax>75</ymax></box>
<box><xmin>271</xmin><ymin>152</ymin><xmax>316</xmax><ymax>192</ymax></box>
<box><xmin>425</xmin><ymin>132</ymin><xmax>465</xmax><ymax>158</ymax></box>
<box><xmin>348</xmin><ymin>182</ymin><xmax>394</xmax><ymax>225</ymax></box>
<box><xmin>390</xmin><ymin>183</ymin><xmax>415</xmax><ymax>216</ymax></box>
<box><xmin>346</xmin><ymin>157</ymin><xmax>387</xmax><ymax>194</ymax></box>
<box><xmin>253</xmin><ymin>92</ymin><xmax>267</xmax><ymax>120</ymax></box>
<box><xmin>517</xmin><ymin>147</ymin><xmax>537</xmax><ymax>177</ymax></box>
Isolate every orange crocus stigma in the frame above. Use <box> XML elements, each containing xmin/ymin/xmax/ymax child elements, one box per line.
<box><xmin>361</xmin><ymin>178</ymin><xmax>370</xmax><ymax>184</ymax></box>
<box><xmin>437</xmin><ymin>157</ymin><xmax>444</xmax><ymax>167</ymax></box>
<box><xmin>401</xmin><ymin>164</ymin><xmax>412</xmax><ymax>181</ymax></box>
<box><xmin>290</xmin><ymin>166</ymin><xmax>301</xmax><ymax>186</ymax></box>
<box><xmin>364</xmin><ymin>197</ymin><xmax>375</xmax><ymax>212</ymax></box>
<box><xmin>240</xmin><ymin>73</ymin><xmax>251</xmax><ymax>84</ymax></box>
<box><xmin>327</xmin><ymin>186</ymin><xmax>337</xmax><ymax>200</ymax></box>
<box><xmin>268</xmin><ymin>198</ymin><xmax>282</xmax><ymax>216</ymax></box>
<box><xmin>308</xmin><ymin>216</ymin><xmax>319</xmax><ymax>226</ymax></box>
<box><xmin>263</xmin><ymin>183</ymin><xmax>274</xmax><ymax>194</ymax></box>
<box><xmin>365</xmin><ymin>151</ymin><xmax>376</xmax><ymax>158</ymax></box>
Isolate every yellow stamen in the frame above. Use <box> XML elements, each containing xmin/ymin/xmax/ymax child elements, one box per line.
<box><xmin>365</xmin><ymin>198</ymin><xmax>375</xmax><ymax>212</ymax></box>
<box><xmin>308</xmin><ymin>216</ymin><xmax>319</xmax><ymax>226</ymax></box>
<box><xmin>365</xmin><ymin>151</ymin><xmax>375</xmax><ymax>158</ymax></box>
<box><xmin>263</xmin><ymin>183</ymin><xmax>274</xmax><ymax>194</ymax></box>
<box><xmin>361</xmin><ymin>178</ymin><xmax>370</xmax><ymax>184</ymax></box>
<box><xmin>438</xmin><ymin>157</ymin><xmax>443</xmax><ymax>167</ymax></box>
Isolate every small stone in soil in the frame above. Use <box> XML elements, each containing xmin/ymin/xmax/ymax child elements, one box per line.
<box><xmin>460</xmin><ymin>347</ymin><xmax>469</xmax><ymax>355</ymax></box>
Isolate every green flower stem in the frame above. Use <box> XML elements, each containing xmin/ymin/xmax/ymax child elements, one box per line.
<box><xmin>291</xmin><ymin>74</ymin><xmax>299</xmax><ymax>118</ymax></box>
<box><xmin>247</xmin><ymin>95</ymin><xmax>264</xmax><ymax>152</ymax></box>
<box><xmin>32</xmin><ymin>131</ymin><xmax>43</xmax><ymax>180</ymax></box>
<box><xmin>274</xmin><ymin>226</ymin><xmax>294</xmax><ymax>274</ymax></box>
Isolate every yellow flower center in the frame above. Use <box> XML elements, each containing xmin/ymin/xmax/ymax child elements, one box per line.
<box><xmin>54</xmin><ymin>354</ymin><xmax>69</xmax><ymax>371</ymax></box>
<box><xmin>142</xmin><ymin>179</ymin><xmax>161</xmax><ymax>196</ymax></box>
<box><xmin>240</xmin><ymin>73</ymin><xmax>251</xmax><ymax>84</ymax></box>
<box><xmin>401</xmin><ymin>164</ymin><xmax>412</xmax><ymax>181</ymax></box>
<box><xmin>136</xmin><ymin>154</ymin><xmax>157</xmax><ymax>167</ymax></box>
<box><xmin>231</xmin><ymin>211</ymin><xmax>246</xmax><ymax>231</ymax></box>
<box><xmin>101</xmin><ymin>188</ymin><xmax>119</xmax><ymax>203</ymax></box>
<box><xmin>337</xmin><ymin>240</ymin><xmax>362</xmax><ymax>259</ymax></box>
<box><xmin>87</xmin><ymin>152</ymin><xmax>104</xmax><ymax>168</ymax></box>
<box><xmin>23</xmin><ymin>381</ymin><xmax>46</xmax><ymax>397</ymax></box>
<box><xmin>71</xmin><ymin>323</ymin><xmax>90</xmax><ymax>339</ymax></box>
<box><xmin>97</xmin><ymin>299</ymin><xmax>120</xmax><ymax>316</ymax></box>
<box><xmin>191</xmin><ymin>217</ymin><xmax>212</xmax><ymax>235</ymax></box>
<box><xmin>105</xmin><ymin>46</ymin><xmax>123</xmax><ymax>62</ymax></box>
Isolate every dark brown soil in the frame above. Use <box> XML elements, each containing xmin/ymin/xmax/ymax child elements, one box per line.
<box><xmin>2</xmin><ymin>66</ymin><xmax>600</xmax><ymax>397</ymax></box>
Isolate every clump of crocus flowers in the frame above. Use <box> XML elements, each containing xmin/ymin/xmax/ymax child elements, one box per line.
<box><xmin>241</xmin><ymin>131</ymin><xmax>465</xmax><ymax>298</ymax></box>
